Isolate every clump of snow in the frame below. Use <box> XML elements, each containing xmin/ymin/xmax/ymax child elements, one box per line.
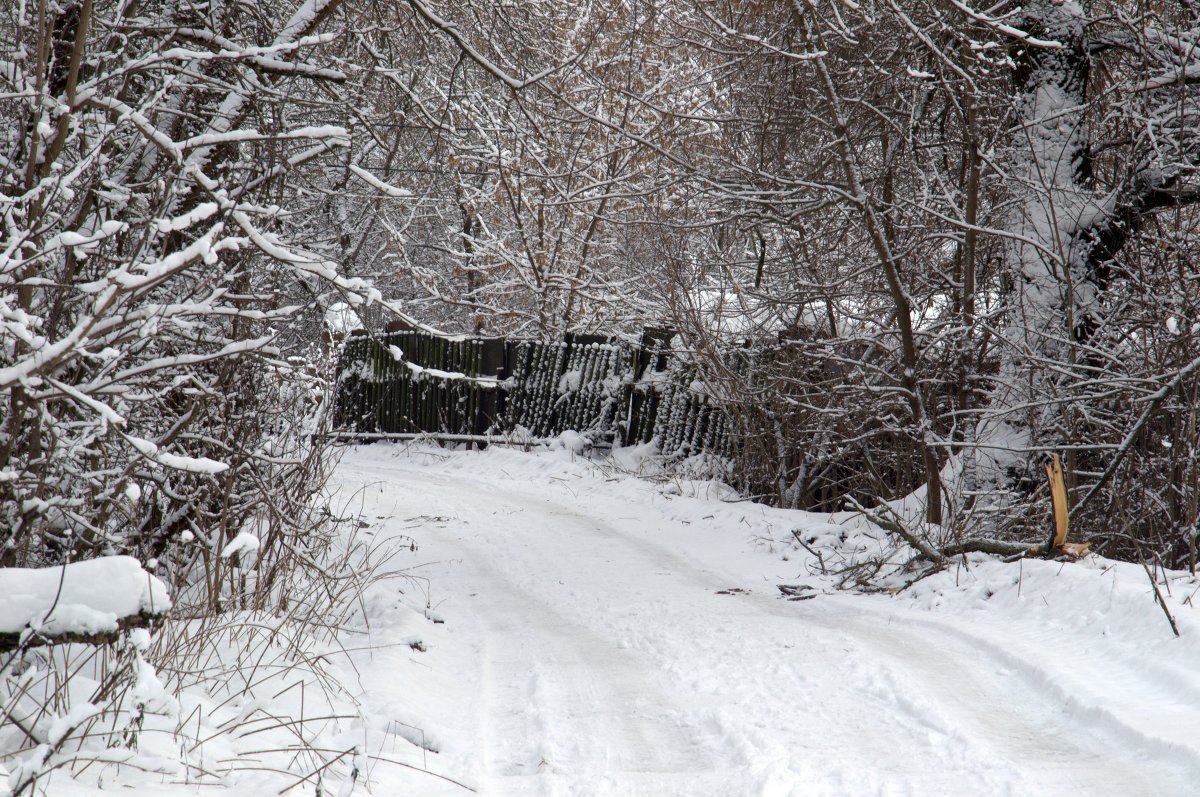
<box><xmin>0</xmin><ymin>556</ymin><xmax>171</xmax><ymax>636</ymax></box>
<box><xmin>547</xmin><ymin>429</ymin><xmax>590</xmax><ymax>454</ymax></box>
<box><xmin>132</xmin><ymin>651</ymin><xmax>180</xmax><ymax>718</ymax></box>
<box><xmin>609</xmin><ymin>439</ymin><xmax>662</xmax><ymax>474</ymax></box>
<box><xmin>403</xmin><ymin>359</ymin><xmax>505</xmax><ymax>388</ymax></box>
<box><xmin>349</xmin><ymin>163</ymin><xmax>413</xmax><ymax>197</ymax></box>
<box><xmin>557</xmin><ymin>368</ymin><xmax>583</xmax><ymax>394</ymax></box>
<box><xmin>325</xmin><ymin>302</ymin><xmax>364</xmax><ymax>336</ymax></box>
<box><xmin>127</xmin><ymin>435</ymin><xmax>229</xmax><ymax>473</ymax></box>
<box><xmin>220</xmin><ymin>531</ymin><xmax>261</xmax><ymax>560</ymax></box>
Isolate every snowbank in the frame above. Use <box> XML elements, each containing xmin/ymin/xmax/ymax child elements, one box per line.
<box><xmin>0</xmin><ymin>556</ymin><xmax>171</xmax><ymax>641</ymax></box>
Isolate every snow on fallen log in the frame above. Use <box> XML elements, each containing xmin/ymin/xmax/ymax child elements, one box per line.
<box><xmin>0</xmin><ymin>556</ymin><xmax>171</xmax><ymax>653</ymax></box>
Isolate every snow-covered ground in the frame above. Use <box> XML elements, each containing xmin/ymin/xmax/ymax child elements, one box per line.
<box><xmin>26</xmin><ymin>441</ymin><xmax>1200</xmax><ymax>795</ymax></box>
<box><xmin>327</xmin><ymin>442</ymin><xmax>1200</xmax><ymax>797</ymax></box>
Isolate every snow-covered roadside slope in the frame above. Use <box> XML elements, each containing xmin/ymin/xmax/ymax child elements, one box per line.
<box><xmin>332</xmin><ymin>442</ymin><xmax>1200</xmax><ymax>797</ymax></box>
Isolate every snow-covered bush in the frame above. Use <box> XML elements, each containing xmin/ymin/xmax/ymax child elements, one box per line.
<box><xmin>0</xmin><ymin>0</ymin><xmax>399</xmax><ymax>790</ymax></box>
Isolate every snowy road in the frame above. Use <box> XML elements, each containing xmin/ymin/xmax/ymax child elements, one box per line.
<box><xmin>336</xmin><ymin>444</ymin><xmax>1200</xmax><ymax>797</ymax></box>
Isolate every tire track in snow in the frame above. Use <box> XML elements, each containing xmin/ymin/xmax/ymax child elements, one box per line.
<box><xmin>423</xmin><ymin>481</ymin><xmax>979</xmax><ymax>794</ymax></box>
<box><xmin>476</xmin><ymin>479</ymin><xmax>1200</xmax><ymax>795</ymax></box>
<box><xmin>432</xmin><ymin>493</ymin><xmax>741</xmax><ymax>795</ymax></box>
<box><xmin>831</xmin><ymin>605</ymin><xmax>1200</xmax><ymax>792</ymax></box>
<box><xmin>802</xmin><ymin>608</ymin><xmax>1191</xmax><ymax>795</ymax></box>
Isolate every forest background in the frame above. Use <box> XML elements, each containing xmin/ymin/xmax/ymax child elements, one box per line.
<box><xmin>3</xmin><ymin>0</ymin><xmax>1200</xmax><ymax>791</ymax></box>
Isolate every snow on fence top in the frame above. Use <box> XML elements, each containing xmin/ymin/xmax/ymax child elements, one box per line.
<box><xmin>0</xmin><ymin>556</ymin><xmax>171</xmax><ymax>652</ymax></box>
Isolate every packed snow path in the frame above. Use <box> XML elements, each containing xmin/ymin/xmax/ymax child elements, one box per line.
<box><xmin>336</xmin><ymin>445</ymin><xmax>1200</xmax><ymax>796</ymax></box>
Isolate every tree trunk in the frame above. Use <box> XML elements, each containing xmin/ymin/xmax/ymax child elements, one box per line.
<box><xmin>976</xmin><ymin>1</ymin><xmax>1095</xmax><ymax>492</ymax></box>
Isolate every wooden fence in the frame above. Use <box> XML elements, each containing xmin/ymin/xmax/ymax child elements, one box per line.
<box><xmin>333</xmin><ymin>326</ymin><xmax>732</xmax><ymax>455</ymax></box>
